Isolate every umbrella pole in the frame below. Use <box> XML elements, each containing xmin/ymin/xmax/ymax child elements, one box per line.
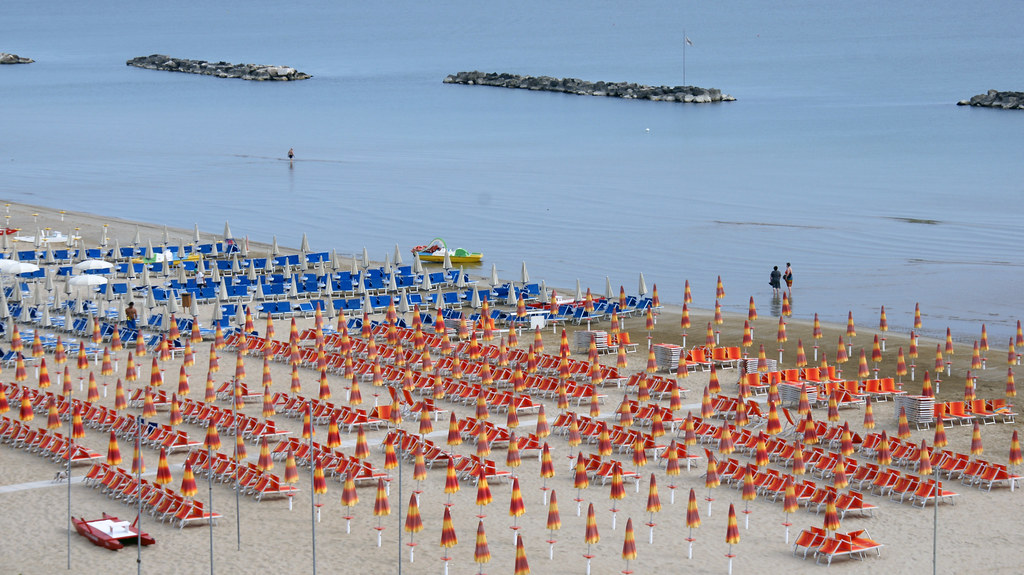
<box><xmin>727</xmin><ymin>544</ymin><xmax>734</xmax><ymax>575</ymax></box>
<box><xmin>208</xmin><ymin>445</ymin><xmax>214</xmax><ymax>575</ymax></box>
<box><xmin>783</xmin><ymin>511</ymin><xmax>791</xmax><ymax>543</ymax></box>
<box><xmin>687</xmin><ymin>528</ymin><xmax>693</xmax><ymax>559</ymax></box>
<box><xmin>234</xmin><ymin>379</ymin><xmax>241</xmax><ymax>550</ymax></box>
<box><xmin>137</xmin><ymin>416</ymin><xmax>143</xmax><ymax>575</ymax></box>
<box><xmin>310</xmin><ymin>401</ymin><xmax>317</xmax><ymax>575</ymax></box>
<box><xmin>67</xmin><ymin>399</ymin><xmax>72</xmax><ymax>571</ymax></box>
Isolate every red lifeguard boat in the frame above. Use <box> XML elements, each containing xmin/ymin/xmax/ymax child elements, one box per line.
<box><xmin>73</xmin><ymin>513</ymin><xmax>155</xmax><ymax>550</ymax></box>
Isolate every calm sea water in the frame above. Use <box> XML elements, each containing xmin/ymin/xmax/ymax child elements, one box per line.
<box><xmin>2</xmin><ymin>1</ymin><xmax>1022</xmax><ymax>341</ymax></box>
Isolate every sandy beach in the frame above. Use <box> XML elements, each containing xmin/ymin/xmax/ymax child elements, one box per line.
<box><xmin>0</xmin><ymin>201</ymin><xmax>1021</xmax><ymax>575</ymax></box>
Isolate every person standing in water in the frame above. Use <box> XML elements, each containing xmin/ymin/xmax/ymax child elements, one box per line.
<box><xmin>783</xmin><ymin>263</ymin><xmax>794</xmax><ymax>294</ymax></box>
<box><xmin>287</xmin><ymin>148</ymin><xmax>294</xmax><ymax>164</ymax></box>
<box><xmin>769</xmin><ymin>266</ymin><xmax>782</xmax><ymax>296</ymax></box>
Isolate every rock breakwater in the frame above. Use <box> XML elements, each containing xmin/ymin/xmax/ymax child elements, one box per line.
<box><xmin>0</xmin><ymin>53</ymin><xmax>33</xmax><ymax>64</ymax></box>
<box><xmin>126</xmin><ymin>54</ymin><xmax>311</xmax><ymax>81</ymax></box>
<box><xmin>443</xmin><ymin>71</ymin><xmax>733</xmax><ymax>103</ymax></box>
<box><xmin>957</xmin><ymin>90</ymin><xmax>1023</xmax><ymax>110</ymax></box>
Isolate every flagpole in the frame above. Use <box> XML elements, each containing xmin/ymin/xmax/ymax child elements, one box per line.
<box><xmin>683</xmin><ymin>30</ymin><xmax>687</xmax><ymax>86</ymax></box>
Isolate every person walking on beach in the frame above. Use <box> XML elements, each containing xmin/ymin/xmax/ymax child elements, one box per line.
<box><xmin>769</xmin><ymin>266</ymin><xmax>782</xmax><ymax>296</ymax></box>
<box><xmin>783</xmin><ymin>262</ymin><xmax>793</xmax><ymax>294</ymax></box>
<box><xmin>126</xmin><ymin>301</ymin><xmax>138</xmax><ymax>330</ymax></box>
<box><xmin>196</xmin><ymin>268</ymin><xmax>205</xmax><ymax>289</ymax></box>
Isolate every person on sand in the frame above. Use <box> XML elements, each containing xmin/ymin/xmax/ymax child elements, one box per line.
<box><xmin>126</xmin><ymin>301</ymin><xmax>138</xmax><ymax>330</ymax></box>
<box><xmin>769</xmin><ymin>266</ymin><xmax>782</xmax><ymax>296</ymax></box>
<box><xmin>196</xmin><ymin>268</ymin><xmax>205</xmax><ymax>288</ymax></box>
<box><xmin>783</xmin><ymin>262</ymin><xmax>793</xmax><ymax>294</ymax></box>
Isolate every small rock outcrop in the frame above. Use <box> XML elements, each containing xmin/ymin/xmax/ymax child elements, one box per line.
<box><xmin>444</xmin><ymin>71</ymin><xmax>733</xmax><ymax>103</ymax></box>
<box><xmin>957</xmin><ymin>90</ymin><xmax>1023</xmax><ymax>110</ymax></box>
<box><xmin>0</xmin><ymin>53</ymin><xmax>34</xmax><ymax>64</ymax></box>
<box><xmin>126</xmin><ymin>54</ymin><xmax>311</xmax><ymax>81</ymax></box>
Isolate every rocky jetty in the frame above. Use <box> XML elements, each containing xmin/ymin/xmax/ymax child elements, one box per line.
<box><xmin>126</xmin><ymin>54</ymin><xmax>311</xmax><ymax>81</ymax></box>
<box><xmin>0</xmin><ymin>53</ymin><xmax>33</xmax><ymax>64</ymax></box>
<box><xmin>444</xmin><ymin>71</ymin><xmax>733</xmax><ymax>103</ymax></box>
<box><xmin>957</xmin><ymin>90</ymin><xmax>1024</xmax><ymax>110</ymax></box>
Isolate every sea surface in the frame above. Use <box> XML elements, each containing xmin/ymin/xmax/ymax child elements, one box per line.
<box><xmin>1</xmin><ymin>1</ymin><xmax>1022</xmax><ymax>342</ymax></box>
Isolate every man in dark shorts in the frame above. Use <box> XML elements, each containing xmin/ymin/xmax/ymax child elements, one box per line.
<box><xmin>769</xmin><ymin>266</ymin><xmax>782</xmax><ymax>296</ymax></box>
<box><xmin>288</xmin><ymin>148</ymin><xmax>294</xmax><ymax>162</ymax></box>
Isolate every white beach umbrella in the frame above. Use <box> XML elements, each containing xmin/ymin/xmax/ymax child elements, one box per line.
<box><xmin>324</xmin><ymin>273</ymin><xmax>334</xmax><ymax>298</ymax></box>
<box><xmin>231</xmin><ymin>256</ymin><xmax>241</xmax><ymax>275</ymax></box>
<box><xmin>162</xmin><ymin>225</ymin><xmax>169</xmax><ymax>246</ymax></box>
<box><xmin>247</xmin><ymin>261</ymin><xmax>257</xmax><ymax>282</ymax></box>
<box><xmin>361</xmin><ymin>247</ymin><xmax>369</xmax><ymax>269</ymax></box>
<box><xmin>69</xmin><ymin>274</ymin><xmax>107</xmax><ymax>287</ymax></box>
<box><xmin>357</xmin><ymin>273</ymin><xmax>366</xmax><ymax>295</ymax></box>
<box><xmin>177</xmin><ymin>238</ymin><xmax>186</xmax><ymax>260</ymax></box>
<box><xmin>126</xmin><ymin>260</ymin><xmax>137</xmax><ymax>281</ymax></box>
<box><xmin>33</xmin><ymin>229</ymin><xmax>42</xmax><ymax>249</ymax></box>
<box><xmin>264</xmin><ymin>254</ymin><xmax>273</xmax><ymax>273</ymax></box>
<box><xmin>210</xmin><ymin>263</ymin><xmax>221</xmax><ymax>284</ymax></box>
<box><xmin>288</xmin><ymin>276</ymin><xmax>298</xmax><ymax>298</ymax></box>
<box><xmin>362</xmin><ymin>293</ymin><xmax>373</xmax><ymax>314</ymax></box>
<box><xmin>1</xmin><ymin>232</ymin><xmax>9</xmax><ymax>254</ymax></box>
<box><xmin>412</xmin><ymin>254</ymin><xmax>423</xmax><ymax>276</ymax></box>
<box><xmin>113</xmin><ymin>238</ymin><xmax>122</xmax><ymax>260</ymax></box>
<box><xmin>0</xmin><ymin>289</ymin><xmax>8</xmax><ymax>319</ymax></box>
<box><xmin>52</xmin><ymin>290</ymin><xmax>62</xmax><ymax>311</ymax></box>
<box><xmin>383</xmin><ymin>254</ymin><xmax>392</xmax><ymax>276</ymax></box>
<box><xmin>74</xmin><ymin>259</ymin><xmax>114</xmax><ymax>272</ymax></box>
<box><xmin>421</xmin><ymin>272</ymin><xmax>433</xmax><ymax>292</ymax></box>
<box><xmin>350</xmin><ymin>258</ymin><xmax>358</xmax><ymax>277</ymax></box>
<box><xmin>300</xmin><ymin>233</ymin><xmax>310</xmax><ymax>254</ymax></box>
<box><xmin>489</xmin><ymin>264</ymin><xmax>499</xmax><ymax>288</ymax></box>
<box><xmin>44</xmin><ymin>269</ymin><xmax>55</xmax><ymax>292</ymax></box>
<box><xmin>605</xmin><ymin>276</ymin><xmax>614</xmax><ymax>300</ymax></box>
<box><xmin>177</xmin><ymin>262</ymin><xmax>188</xmax><ymax>284</ymax></box>
<box><xmin>44</xmin><ymin>247</ymin><xmax>55</xmax><ymax>265</ymax></box>
<box><xmin>325</xmin><ymin>297</ymin><xmax>336</xmax><ymax>319</ymax></box>
<box><xmin>212</xmin><ymin>296</ymin><xmax>223</xmax><ymax>323</ymax></box>
<box><xmin>19</xmin><ymin>300</ymin><xmax>31</xmax><ymax>322</ymax></box>
<box><xmin>397</xmin><ymin>289</ymin><xmax>410</xmax><ymax>315</ymax></box>
<box><xmin>101</xmin><ymin>225</ymin><xmax>108</xmax><ymax>247</ymax></box>
<box><xmin>387</xmin><ymin>273</ymin><xmax>398</xmax><ymax>293</ymax></box>
<box><xmin>218</xmin><ymin>280</ymin><xmax>228</xmax><ymax>302</ymax></box>
<box><xmin>455</xmin><ymin>266</ymin><xmax>466</xmax><ymax>289</ymax></box>
<box><xmin>575</xmin><ymin>279</ymin><xmax>583</xmax><ymax>302</ymax></box>
<box><xmin>167</xmin><ymin>293</ymin><xmax>179</xmax><ymax>315</ymax></box>
<box><xmin>435</xmin><ymin>288</ymin><xmax>445</xmax><ymax>311</ymax></box>
<box><xmin>145</xmin><ymin>288</ymin><xmax>156</xmax><ymax>310</ymax></box>
<box><xmin>331</xmin><ymin>249</ymin><xmax>341</xmax><ymax>273</ymax></box>
<box><xmin>147</xmin><ymin>238</ymin><xmax>155</xmax><ymax>261</ymax></box>
<box><xmin>638</xmin><ymin>273</ymin><xmax>648</xmax><ymax>297</ymax></box>
<box><xmin>117</xmin><ymin>298</ymin><xmax>126</xmax><ymax>322</ymax></box>
<box><xmin>189</xmin><ymin>295</ymin><xmax>199</xmax><ymax>317</ymax></box>
<box><xmin>40</xmin><ymin>305</ymin><xmax>51</xmax><ymax>327</ymax></box>
<box><xmin>33</xmin><ymin>282</ymin><xmax>45</xmax><ymax>306</ymax></box>
<box><xmin>256</xmin><ymin>281</ymin><xmax>266</xmax><ymax>300</ymax></box>
<box><xmin>470</xmin><ymin>286</ymin><xmax>481</xmax><ymax>309</ymax></box>
<box><xmin>521</xmin><ymin>261</ymin><xmax>530</xmax><ymax>285</ymax></box>
<box><xmin>140</xmin><ymin>265</ymin><xmax>151</xmax><ymax>288</ymax></box>
<box><xmin>63</xmin><ymin>307</ymin><xmax>73</xmax><ymax>329</ymax></box>
<box><xmin>283</xmin><ymin>264</ymin><xmax>292</xmax><ymax>281</ymax></box>
<box><xmin>442</xmin><ymin>250</ymin><xmax>452</xmax><ymax>270</ymax></box>
<box><xmin>271</xmin><ymin>236</ymin><xmax>280</xmax><ymax>258</ymax></box>
<box><xmin>223</xmin><ymin>221</ymin><xmax>233</xmax><ymax>242</ymax></box>
<box><xmin>506</xmin><ymin>285</ymin><xmax>517</xmax><ymax>306</ymax></box>
<box><xmin>393</xmin><ymin>243</ymin><xmax>403</xmax><ymax>267</ymax></box>
<box><xmin>0</xmin><ymin>262</ymin><xmax>39</xmax><ymax>275</ymax></box>
<box><xmin>132</xmin><ymin>226</ymin><xmax>142</xmax><ymax>246</ymax></box>
<box><xmin>193</xmin><ymin>223</ymin><xmax>201</xmax><ymax>244</ymax></box>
